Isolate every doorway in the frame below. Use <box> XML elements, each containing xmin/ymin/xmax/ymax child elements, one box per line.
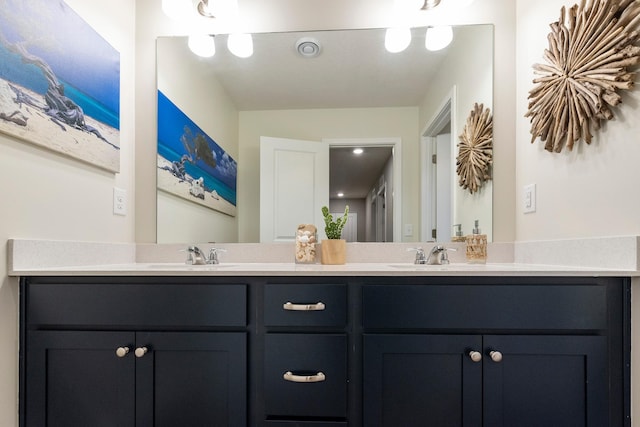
<box><xmin>324</xmin><ymin>137</ymin><xmax>402</xmax><ymax>242</ymax></box>
<box><xmin>421</xmin><ymin>87</ymin><xmax>456</xmax><ymax>242</ymax></box>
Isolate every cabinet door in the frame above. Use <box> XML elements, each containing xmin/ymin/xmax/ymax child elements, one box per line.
<box><xmin>135</xmin><ymin>332</ymin><xmax>246</xmax><ymax>427</ymax></box>
<box><xmin>363</xmin><ymin>334</ymin><xmax>482</xmax><ymax>427</ymax></box>
<box><xmin>483</xmin><ymin>335</ymin><xmax>608</xmax><ymax>427</ymax></box>
<box><xmin>25</xmin><ymin>330</ymin><xmax>135</xmax><ymax>427</ymax></box>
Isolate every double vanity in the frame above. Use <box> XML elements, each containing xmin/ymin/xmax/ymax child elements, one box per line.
<box><xmin>9</xmin><ymin>239</ymin><xmax>634</xmax><ymax>427</ymax></box>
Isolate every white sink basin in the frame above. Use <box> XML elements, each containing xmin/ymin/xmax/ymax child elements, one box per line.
<box><xmin>388</xmin><ymin>263</ymin><xmax>477</xmax><ymax>270</ymax></box>
<box><xmin>141</xmin><ymin>263</ymin><xmax>238</xmax><ymax>270</ymax></box>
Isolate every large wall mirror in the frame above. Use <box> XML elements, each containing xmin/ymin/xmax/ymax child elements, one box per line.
<box><xmin>156</xmin><ymin>24</ymin><xmax>493</xmax><ymax>244</ymax></box>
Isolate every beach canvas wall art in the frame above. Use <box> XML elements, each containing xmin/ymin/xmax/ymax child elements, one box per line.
<box><xmin>0</xmin><ymin>0</ymin><xmax>120</xmax><ymax>172</ymax></box>
<box><xmin>157</xmin><ymin>90</ymin><xmax>237</xmax><ymax>217</ymax></box>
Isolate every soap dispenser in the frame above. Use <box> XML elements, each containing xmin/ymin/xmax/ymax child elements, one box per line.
<box><xmin>451</xmin><ymin>224</ymin><xmax>465</xmax><ymax>242</ymax></box>
<box><xmin>465</xmin><ymin>220</ymin><xmax>487</xmax><ymax>264</ymax></box>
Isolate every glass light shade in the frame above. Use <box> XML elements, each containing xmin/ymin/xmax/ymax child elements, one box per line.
<box><xmin>208</xmin><ymin>0</ymin><xmax>239</xmax><ymax>18</ymax></box>
<box><xmin>425</xmin><ymin>26</ymin><xmax>453</xmax><ymax>51</ymax></box>
<box><xmin>394</xmin><ymin>0</ymin><xmax>427</xmax><ymax>12</ymax></box>
<box><xmin>227</xmin><ymin>33</ymin><xmax>253</xmax><ymax>58</ymax></box>
<box><xmin>162</xmin><ymin>0</ymin><xmax>192</xmax><ymax>20</ymax></box>
<box><xmin>188</xmin><ymin>35</ymin><xmax>216</xmax><ymax>58</ymax></box>
<box><xmin>385</xmin><ymin>27</ymin><xmax>411</xmax><ymax>53</ymax></box>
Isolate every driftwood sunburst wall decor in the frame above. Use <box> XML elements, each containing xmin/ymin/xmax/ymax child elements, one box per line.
<box><xmin>526</xmin><ymin>0</ymin><xmax>640</xmax><ymax>153</ymax></box>
<box><xmin>457</xmin><ymin>103</ymin><xmax>493</xmax><ymax>194</ymax></box>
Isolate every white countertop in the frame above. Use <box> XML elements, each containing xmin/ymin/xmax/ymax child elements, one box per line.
<box><xmin>7</xmin><ymin>238</ymin><xmax>640</xmax><ymax>277</ymax></box>
<box><xmin>9</xmin><ymin>261</ymin><xmax>636</xmax><ymax>277</ymax></box>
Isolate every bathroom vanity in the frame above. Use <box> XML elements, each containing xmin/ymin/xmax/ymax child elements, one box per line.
<box><xmin>18</xmin><ymin>272</ymin><xmax>631</xmax><ymax>427</ymax></box>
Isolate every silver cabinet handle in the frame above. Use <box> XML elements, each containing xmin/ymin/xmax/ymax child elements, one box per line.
<box><xmin>468</xmin><ymin>351</ymin><xmax>482</xmax><ymax>362</ymax></box>
<box><xmin>135</xmin><ymin>347</ymin><xmax>149</xmax><ymax>358</ymax></box>
<box><xmin>283</xmin><ymin>301</ymin><xmax>326</xmax><ymax>311</ymax></box>
<box><xmin>115</xmin><ymin>346</ymin><xmax>130</xmax><ymax>358</ymax></box>
<box><xmin>283</xmin><ymin>371</ymin><xmax>326</xmax><ymax>383</ymax></box>
<box><xmin>489</xmin><ymin>350</ymin><xmax>503</xmax><ymax>363</ymax></box>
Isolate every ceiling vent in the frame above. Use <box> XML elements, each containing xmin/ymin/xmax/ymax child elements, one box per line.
<box><xmin>295</xmin><ymin>37</ymin><xmax>322</xmax><ymax>58</ymax></box>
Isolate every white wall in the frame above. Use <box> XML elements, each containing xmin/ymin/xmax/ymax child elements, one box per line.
<box><xmin>0</xmin><ymin>1</ymin><xmax>136</xmax><ymax>425</ymax></box>
<box><xmin>515</xmin><ymin>0</ymin><xmax>640</xmax><ymax>241</ymax></box>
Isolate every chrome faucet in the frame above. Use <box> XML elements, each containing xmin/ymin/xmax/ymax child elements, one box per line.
<box><xmin>426</xmin><ymin>245</ymin><xmax>456</xmax><ymax>265</ymax></box>
<box><xmin>185</xmin><ymin>246</ymin><xmax>226</xmax><ymax>265</ymax></box>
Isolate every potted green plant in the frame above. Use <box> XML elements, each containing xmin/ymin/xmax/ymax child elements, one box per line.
<box><xmin>320</xmin><ymin>205</ymin><xmax>349</xmax><ymax>264</ymax></box>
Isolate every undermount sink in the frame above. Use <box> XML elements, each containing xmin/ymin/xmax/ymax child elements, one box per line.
<box><xmin>387</xmin><ymin>263</ymin><xmax>477</xmax><ymax>270</ymax></box>
<box><xmin>142</xmin><ymin>263</ymin><xmax>238</xmax><ymax>270</ymax></box>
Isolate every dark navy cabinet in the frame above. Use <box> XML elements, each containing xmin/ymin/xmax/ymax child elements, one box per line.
<box><xmin>20</xmin><ymin>275</ymin><xmax>630</xmax><ymax>427</ymax></box>
<box><xmin>21</xmin><ymin>279</ymin><xmax>247</xmax><ymax>427</ymax></box>
<box><xmin>362</xmin><ymin>278</ymin><xmax>629</xmax><ymax>427</ymax></box>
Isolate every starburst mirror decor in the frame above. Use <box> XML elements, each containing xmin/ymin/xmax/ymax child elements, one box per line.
<box><xmin>456</xmin><ymin>103</ymin><xmax>493</xmax><ymax>194</ymax></box>
<box><xmin>526</xmin><ymin>0</ymin><xmax>640</xmax><ymax>153</ymax></box>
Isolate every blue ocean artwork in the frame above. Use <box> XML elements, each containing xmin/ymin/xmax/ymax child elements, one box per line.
<box><xmin>157</xmin><ymin>90</ymin><xmax>237</xmax><ymax>210</ymax></box>
<box><xmin>0</xmin><ymin>0</ymin><xmax>121</xmax><ymax>172</ymax></box>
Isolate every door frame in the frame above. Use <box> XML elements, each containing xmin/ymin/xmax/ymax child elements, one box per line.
<box><xmin>420</xmin><ymin>86</ymin><xmax>457</xmax><ymax>242</ymax></box>
<box><xmin>323</xmin><ymin>137</ymin><xmax>402</xmax><ymax>242</ymax></box>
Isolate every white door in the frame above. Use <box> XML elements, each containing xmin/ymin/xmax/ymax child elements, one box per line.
<box><xmin>435</xmin><ymin>133</ymin><xmax>452</xmax><ymax>241</ymax></box>
<box><xmin>260</xmin><ymin>136</ymin><xmax>329</xmax><ymax>242</ymax></box>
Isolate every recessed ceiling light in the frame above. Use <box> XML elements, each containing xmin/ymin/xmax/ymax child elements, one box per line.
<box><xmin>337</xmin><ymin>192</ymin><xmax>344</xmax><ymax>197</ymax></box>
<box><xmin>353</xmin><ymin>148</ymin><xmax>364</xmax><ymax>155</ymax></box>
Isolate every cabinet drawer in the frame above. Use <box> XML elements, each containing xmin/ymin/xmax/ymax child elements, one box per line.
<box><xmin>363</xmin><ymin>284</ymin><xmax>607</xmax><ymax>331</ymax></box>
<box><xmin>264</xmin><ymin>284</ymin><xmax>346</xmax><ymax>327</ymax></box>
<box><xmin>264</xmin><ymin>333</ymin><xmax>347</xmax><ymax>418</ymax></box>
<box><xmin>26</xmin><ymin>283</ymin><xmax>247</xmax><ymax>327</ymax></box>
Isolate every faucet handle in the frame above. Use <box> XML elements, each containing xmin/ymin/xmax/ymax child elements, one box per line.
<box><xmin>407</xmin><ymin>247</ymin><xmax>426</xmax><ymax>264</ymax></box>
<box><xmin>208</xmin><ymin>247</ymin><xmax>227</xmax><ymax>264</ymax></box>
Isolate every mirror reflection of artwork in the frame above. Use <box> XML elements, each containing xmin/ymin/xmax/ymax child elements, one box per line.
<box><xmin>0</xmin><ymin>0</ymin><xmax>120</xmax><ymax>172</ymax></box>
<box><xmin>157</xmin><ymin>90</ymin><xmax>237</xmax><ymax>216</ymax></box>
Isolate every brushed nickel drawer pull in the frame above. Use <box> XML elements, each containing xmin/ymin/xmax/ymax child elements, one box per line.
<box><xmin>283</xmin><ymin>371</ymin><xmax>326</xmax><ymax>383</ymax></box>
<box><xmin>283</xmin><ymin>301</ymin><xmax>326</xmax><ymax>311</ymax></box>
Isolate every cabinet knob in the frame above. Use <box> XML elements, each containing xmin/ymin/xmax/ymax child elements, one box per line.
<box><xmin>115</xmin><ymin>346</ymin><xmax>130</xmax><ymax>358</ymax></box>
<box><xmin>468</xmin><ymin>350</ymin><xmax>482</xmax><ymax>362</ymax></box>
<box><xmin>283</xmin><ymin>371</ymin><xmax>326</xmax><ymax>383</ymax></box>
<box><xmin>489</xmin><ymin>350</ymin><xmax>503</xmax><ymax>363</ymax></box>
<box><xmin>283</xmin><ymin>301</ymin><xmax>326</xmax><ymax>311</ymax></box>
<box><xmin>135</xmin><ymin>347</ymin><xmax>149</xmax><ymax>358</ymax></box>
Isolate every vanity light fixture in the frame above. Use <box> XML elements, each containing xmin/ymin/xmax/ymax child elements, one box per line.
<box><xmin>197</xmin><ymin>0</ymin><xmax>215</xmax><ymax>17</ymax></box>
<box><xmin>227</xmin><ymin>33</ymin><xmax>254</xmax><ymax>58</ymax></box>
<box><xmin>420</xmin><ymin>0</ymin><xmax>441</xmax><ymax>10</ymax></box>
<box><xmin>425</xmin><ymin>25</ymin><xmax>453</xmax><ymax>51</ymax></box>
<box><xmin>162</xmin><ymin>0</ymin><xmax>192</xmax><ymax>20</ymax></box>
<box><xmin>384</xmin><ymin>27</ymin><xmax>412</xmax><ymax>53</ymax></box>
<box><xmin>188</xmin><ymin>34</ymin><xmax>216</xmax><ymax>58</ymax></box>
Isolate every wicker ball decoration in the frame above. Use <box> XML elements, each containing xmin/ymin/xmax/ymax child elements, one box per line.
<box><xmin>456</xmin><ymin>103</ymin><xmax>493</xmax><ymax>194</ymax></box>
<box><xmin>526</xmin><ymin>0</ymin><xmax>640</xmax><ymax>153</ymax></box>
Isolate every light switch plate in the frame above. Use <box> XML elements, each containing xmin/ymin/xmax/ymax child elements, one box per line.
<box><xmin>523</xmin><ymin>184</ymin><xmax>536</xmax><ymax>214</ymax></box>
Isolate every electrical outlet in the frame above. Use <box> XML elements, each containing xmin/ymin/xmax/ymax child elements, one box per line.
<box><xmin>113</xmin><ymin>187</ymin><xmax>127</xmax><ymax>216</ymax></box>
<box><xmin>523</xmin><ymin>184</ymin><xmax>536</xmax><ymax>214</ymax></box>
<box><xmin>404</xmin><ymin>224</ymin><xmax>413</xmax><ymax>236</ymax></box>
